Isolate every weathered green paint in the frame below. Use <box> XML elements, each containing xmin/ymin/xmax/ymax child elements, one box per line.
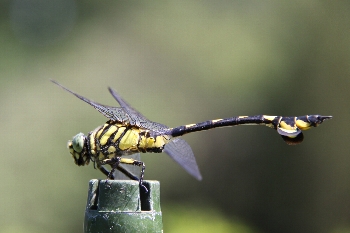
<box><xmin>84</xmin><ymin>180</ymin><xmax>163</xmax><ymax>233</ymax></box>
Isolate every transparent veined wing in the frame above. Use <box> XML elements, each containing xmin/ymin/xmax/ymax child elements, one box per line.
<box><xmin>164</xmin><ymin>138</ymin><xmax>202</xmax><ymax>180</ymax></box>
<box><xmin>108</xmin><ymin>87</ymin><xmax>169</xmax><ymax>133</ymax></box>
<box><xmin>51</xmin><ymin>80</ymin><xmax>130</xmax><ymax>123</ymax></box>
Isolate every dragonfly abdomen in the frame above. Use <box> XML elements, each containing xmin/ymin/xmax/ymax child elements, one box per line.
<box><xmin>170</xmin><ymin>115</ymin><xmax>273</xmax><ymax>137</ymax></box>
<box><xmin>169</xmin><ymin>115</ymin><xmax>331</xmax><ymax>145</ymax></box>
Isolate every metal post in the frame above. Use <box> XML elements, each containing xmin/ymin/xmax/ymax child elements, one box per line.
<box><xmin>84</xmin><ymin>180</ymin><xmax>163</xmax><ymax>233</ymax></box>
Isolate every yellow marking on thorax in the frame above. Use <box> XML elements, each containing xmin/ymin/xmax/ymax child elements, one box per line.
<box><xmin>89</xmin><ymin>134</ymin><xmax>96</xmax><ymax>155</ymax></box>
<box><xmin>139</xmin><ymin>134</ymin><xmax>169</xmax><ymax>150</ymax></box>
<box><xmin>263</xmin><ymin>115</ymin><xmax>277</xmax><ymax>121</ymax></box>
<box><xmin>119</xmin><ymin>128</ymin><xmax>140</xmax><ymax>151</ymax></box>
<box><xmin>89</xmin><ymin>126</ymin><xmax>104</xmax><ymax>155</ymax></box>
<box><xmin>107</xmin><ymin>146</ymin><xmax>116</xmax><ymax>159</ymax></box>
<box><xmin>100</xmin><ymin>125</ymin><xmax>119</xmax><ymax>146</ymax></box>
<box><xmin>98</xmin><ymin>152</ymin><xmax>105</xmax><ymax>161</ymax></box>
<box><xmin>238</xmin><ymin>116</ymin><xmax>248</xmax><ymax>118</ymax></box>
<box><xmin>154</xmin><ymin>136</ymin><xmax>168</xmax><ymax>148</ymax></box>
<box><xmin>146</xmin><ymin>138</ymin><xmax>156</xmax><ymax>148</ymax></box>
<box><xmin>138</xmin><ymin>135</ymin><xmax>148</xmax><ymax>149</ymax></box>
<box><xmin>107</xmin><ymin>146</ymin><xmax>116</xmax><ymax>153</ymax></box>
<box><xmin>112</xmin><ymin>127</ymin><xmax>126</xmax><ymax>143</ymax></box>
<box><xmin>296</xmin><ymin>119</ymin><xmax>311</xmax><ymax>130</ymax></box>
<box><xmin>96</xmin><ymin>124</ymin><xmax>108</xmax><ymax>139</ymax></box>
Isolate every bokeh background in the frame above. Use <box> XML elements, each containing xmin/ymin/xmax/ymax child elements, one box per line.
<box><xmin>0</xmin><ymin>1</ymin><xmax>348</xmax><ymax>233</ymax></box>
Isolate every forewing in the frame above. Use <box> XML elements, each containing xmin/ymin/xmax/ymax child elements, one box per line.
<box><xmin>108</xmin><ymin>87</ymin><xmax>168</xmax><ymax>133</ymax></box>
<box><xmin>51</xmin><ymin>80</ymin><xmax>129</xmax><ymax>123</ymax></box>
<box><xmin>164</xmin><ymin>138</ymin><xmax>202</xmax><ymax>180</ymax></box>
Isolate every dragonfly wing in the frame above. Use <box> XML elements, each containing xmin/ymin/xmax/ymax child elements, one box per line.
<box><xmin>164</xmin><ymin>138</ymin><xmax>202</xmax><ymax>180</ymax></box>
<box><xmin>51</xmin><ymin>80</ymin><xmax>129</xmax><ymax>123</ymax></box>
<box><xmin>108</xmin><ymin>87</ymin><xmax>168</xmax><ymax>133</ymax></box>
<box><xmin>108</xmin><ymin>87</ymin><xmax>140</xmax><ymax>114</ymax></box>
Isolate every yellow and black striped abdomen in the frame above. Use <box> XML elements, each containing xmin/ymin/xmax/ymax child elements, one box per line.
<box><xmin>88</xmin><ymin>120</ymin><xmax>170</xmax><ymax>162</ymax></box>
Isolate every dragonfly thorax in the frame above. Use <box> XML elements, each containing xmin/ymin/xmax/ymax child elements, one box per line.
<box><xmin>89</xmin><ymin>121</ymin><xmax>172</xmax><ymax>158</ymax></box>
<box><xmin>67</xmin><ymin>132</ymin><xmax>90</xmax><ymax>166</ymax></box>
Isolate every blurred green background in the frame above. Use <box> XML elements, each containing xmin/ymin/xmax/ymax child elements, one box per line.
<box><xmin>0</xmin><ymin>1</ymin><xmax>348</xmax><ymax>232</ymax></box>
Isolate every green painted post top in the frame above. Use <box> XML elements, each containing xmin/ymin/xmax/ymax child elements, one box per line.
<box><xmin>84</xmin><ymin>180</ymin><xmax>163</xmax><ymax>233</ymax></box>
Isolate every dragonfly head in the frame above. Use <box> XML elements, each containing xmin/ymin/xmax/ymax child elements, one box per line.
<box><xmin>67</xmin><ymin>133</ymin><xmax>90</xmax><ymax>166</ymax></box>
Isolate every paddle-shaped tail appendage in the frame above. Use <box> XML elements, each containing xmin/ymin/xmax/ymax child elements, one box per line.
<box><xmin>277</xmin><ymin>115</ymin><xmax>332</xmax><ymax>145</ymax></box>
<box><xmin>170</xmin><ymin>115</ymin><xmax>332</xmax><ymax>145</ymax></box>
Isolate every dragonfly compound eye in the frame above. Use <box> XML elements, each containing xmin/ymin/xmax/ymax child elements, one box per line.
<box><xmin>72</xmin><ymin>133</ymin><xmax>85</xmax><ymax>153</ymax></box>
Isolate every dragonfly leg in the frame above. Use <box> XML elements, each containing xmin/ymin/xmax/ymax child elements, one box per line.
<box><xmin>98</xmin><ymin>160</ymin><xmax>138</xmax><ymax>181</ymax></box>
<box><xmin>97</xmin><ymin>163</ymin><xmax>115</xmax><ymax>180</ymax></box>
<box><xmin>115</xmin><ymin>165</ymin><xmax>140</xmax><ymax>181</ymax></box>
<box><xmin>119</xmin><ymin>158</ymin><xmax>148</xmax><ymax>193</ymax></box>
<box><xmin>101</xmin><ymin>157</ymin><xmax>121</xmax><ymax>182</ymax></box>
<box><xmin>102</xmin><ymin>157</ymin><xmax>148</xmax><ymax>193</ymax></box>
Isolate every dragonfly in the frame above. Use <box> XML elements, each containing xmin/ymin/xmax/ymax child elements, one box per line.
<box><xmin>51</xmin><ymin>80</ymin><xmax>332</xmax><ymax>191</ymax></box>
